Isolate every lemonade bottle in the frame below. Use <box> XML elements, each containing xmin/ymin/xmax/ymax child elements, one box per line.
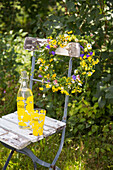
<box><xmin>17</xmin><ymin>71</ymin><xmax>34</xmax><ymax>129</ymax></box>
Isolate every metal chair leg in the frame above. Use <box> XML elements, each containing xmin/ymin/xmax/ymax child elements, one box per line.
<box><xmin>33</xmin><ymin>161</ymin><xmax>37</xmax><ymax>170</ymax></box>
<box><xmin>3</xmin><ymin>149</ymin><xmax>15</xmax><ymax>170</ymax></box>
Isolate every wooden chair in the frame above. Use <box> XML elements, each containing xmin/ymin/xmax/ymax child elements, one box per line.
<box><xmin>0</xmin><ymin>37</ymin><xmax>80</xmax><ymax>170</ymax></box>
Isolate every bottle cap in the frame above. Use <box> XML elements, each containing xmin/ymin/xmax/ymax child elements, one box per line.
<box><xmin>21</xmin><ymin>71</ymin><xmax>28</xmax><ymax>79</ymax></box>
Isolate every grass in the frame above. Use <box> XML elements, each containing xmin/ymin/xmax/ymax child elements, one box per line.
<box><xmin>0</xmin><ymin>133</ymin><xmax>84</xmax><ymax>170</ymax></box>
<box><xmin>0</xmin><ymin>131</ymin><xmax>113</xmax><ymax>170</ymax></box>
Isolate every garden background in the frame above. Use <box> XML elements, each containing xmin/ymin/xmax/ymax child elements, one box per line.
<box><xmin>0</xmin><ymin>0</ymin><xmax>113</xmax><ymax>169</ymax></box>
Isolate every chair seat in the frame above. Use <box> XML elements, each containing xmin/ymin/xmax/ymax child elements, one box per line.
<box><xmin>0</xmin><ymin>112</ymin><xmax>66</xmax><ymax>150</ymax></box>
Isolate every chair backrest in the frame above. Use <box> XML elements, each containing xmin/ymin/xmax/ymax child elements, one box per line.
<box><xmin>24</xmin><ymin>37</ymin><xmax>80</xmax><ymax>123</ymax></box>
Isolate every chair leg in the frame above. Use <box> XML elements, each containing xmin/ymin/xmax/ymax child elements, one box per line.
<box><xmin>3</xmin><ymin>149</ymin><xmax>15</xmax><ymax>170</ymax></box>
<box><xmin>33</xmin><ymin>161</ymin><xmax>37</xmax><ymax>170</ymax></box>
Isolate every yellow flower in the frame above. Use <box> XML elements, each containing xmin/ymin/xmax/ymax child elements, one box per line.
<box><xmin>61</xmin><ymin>89</ymin><xmax>69</xmax><ymax>95</ymax></box>
<box><xmin>96</xmin><ymin>58</ymin><xmax>99</xmax><ymax>64</ymax></box>
<box><xmin>51</xmin><ymin>40</ymin><xmax>57</xmax><ymax>45</ymax></box>
<box><xmin>49</xmin><ymin>36</ymin><xmax>52</xmax><ymax>39</ymax></box>
<box><xmin>53</xmin><ymin>87</ymin><xmax>58</xmax><ymax>91</ymax></box>
<box><xmin>52</xmin><ymin>73</ymin><xmax>56</xmax><ymax>79</ymax></box>
<box><xmin>46</xmin><ymin>84</ymin><xmax>51</xmax><ymax>88</ymax></box>
<box><xmin>84</xmin><ymin>48</ymin><xmax>87</xmax><ymax>52</ymax></box>
<box><xmin>85</xmin><ymin>64</ymin><xmax>88</xmax><ymax>71</ymax></box>
<box><xmin>92</xmin><ymin>60</ymin><xmax>96</xmax><ymax>66</ymax></box>
<box><xmin>68</xmin><ymin>36</ymin><xmax>72</xmax><ymax>41</ymax></box>
<box><xmin>2</xmin><ymin>97</ymin><xmax>5</xmax><ymax>101</ymax></box>
<box><xmin>72</xmin><ymin>34</ymin><xmax>76</xmax><ymax>40</ymax></box>
<box><xmin>39</xmin><ymin>87</ymin><xmax>43</xmax><ymax>91</ymax></box>
<box><xmin>52</xmin><ymin>86</ymin><xmax>59</xmax><ymax>92</ymax></box>
<box><xmin>92</xmin><ymin>52</ymin><xmax>95</xmax><ymax>56</ymax></box>
<box><xmin>42</xmin><ymin>60</ymin><xmax>46</xmax><ymax>64</ymax></box>
<box><xmin>88</xmin><ymin>57</ymin><xmax>92</xmax><ymax>62</ymax></box>
<box><xmin>82</xmin><ymin>72</ymin><xmax>86</xmax><ymax>75</ymax></box>
<box><xmin>50</xmin><ymin>58</ymin><xmax>53</xmax><ymax>62</ymax></box>
<box><xmin>52</xmin><ymin>86</ymin><xmax>55</xmax><ymax>91</ymax></box>
<box><xmin>88</xmin><ymin>72</ymin><xmax>92</xmax><ymax>76</ymax></box>
<box><xmin>82</xmin><ymin>61</ymin><xmax>86</xmax><ymax>67</ymax></box>
<box><xmin>68</xmin><ymin>31</ymin><xmax>73</xmax><ymax>34</ymax></box>
<box><xmin>71</xmin><ymin>89</ymin><xmax>76</xmax><ymax>93</ymax></box>
<box><xmin>65</xmin><ymin>90</ymin><xmax>69</xmax><ymax>95</ymax></box>
<box><xmin>37</xmin><ymin>58</ymin><xmax>43</xmax><ymax>64</ymax></box>
<box><xmin>58</xmin><ymin>87</ymin><xmax>61</xmax><ymax>90</ymax></box>
<box><xmin>66</xmin><ymin>78</ymin><xmax>70</xmax><ymax>82</ymax></box>
<box><xmin>77</xmin><ymin>89</ymin><xmax>82</xmax><ymax>93</ymax></box>
<box><xmin>83</xmin><ymin>55</ymin><xmax>86</xmax><ymax>59</ymax></box>
<box><xmin>47</xmin><ymin>74</ymin><xmax>50</xmax><ymax>78</ymax></box>
<box><xmin>60</xmin><ymin>44</ymin><xmax>65</xmax><ymax>48</ymax></box>
<box><xmin>39</xmin><ymin>66</ymin><xmax>42</xmax><ymax>71</ymax></box>
<box><xmin>58</xmin><ymin>42</ymin><xmax>61</xmax><ymax>45</ymax></box>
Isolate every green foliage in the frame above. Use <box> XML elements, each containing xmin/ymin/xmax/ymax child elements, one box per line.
<box><xmin>0</xmin><ymin>30</ymin><xmax>31</xmax><ymax>115</ymax></box>
<box><xmin>0</xmin><ymin>0</ymin><xmax>113</xmax><ymax>169</ymax></box>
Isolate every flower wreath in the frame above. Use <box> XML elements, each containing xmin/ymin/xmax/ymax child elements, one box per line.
<box><xmin>36</xmin><ymin>31</ymin><xmax>99</xmax><ymax>96</ymax></box>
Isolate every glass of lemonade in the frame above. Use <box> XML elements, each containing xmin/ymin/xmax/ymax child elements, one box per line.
<box><xmin>31</xmin><ymin>109</ymin><xmax>46</xmax><ymax>136</ymax></box>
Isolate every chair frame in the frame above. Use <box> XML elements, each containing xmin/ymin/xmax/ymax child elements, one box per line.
<box><xmin>1</xmin><ymin>37</ymin><xmax>80</xmax><ymax>170</ymax></box>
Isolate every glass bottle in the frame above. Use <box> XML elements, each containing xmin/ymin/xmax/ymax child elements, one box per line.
<box><xmin>17</xmin><ymin>71</ymin><xmax>34</xmax><ymax>129</ymax></box>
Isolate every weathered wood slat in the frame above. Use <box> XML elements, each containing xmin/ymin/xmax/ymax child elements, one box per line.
<box><xmin>2</xmin><ymin>112</ymin><xmax>18</xmax><ymax>124</ymax></box>
<box><xmin>2</xmin><ymin>112</ymin><xmax>66</xmax><ymax>129</ymax></box>
<box><xmin>24</xmin><ymin>37</ymin><xmax>71</xmax><ymax>56</ymax></box>
<box><xmin>0</xmin><ymin>118</ymin><xmax>56</xmax><ymax>142</ymax></box>
<box><xmin>0</xmin><ymin>118</ymin><xmax>39</xmax><ymax>142</ymax></box>
<box><xmin>55</xmin><ymin>45</ymin><xmax>70</xmax><ymax>56</ymax></box>
<box><xmin>0</xmin><ymin>127</ymin><xmax>30</xmax><ymax>150</ymax></box>
<box><xmin>0</xmin><ymin>112</ymin><xmax>66</xmax><ymax>149</ymax></box>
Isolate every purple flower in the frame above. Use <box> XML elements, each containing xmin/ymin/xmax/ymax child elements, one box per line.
<box><xmin>4</xmin><ymin>90</ymin><xmax>6</xmax><ymax>93</ymax></box>
<box><xmin>51</xmin><ymin>51</ymin><xmax>55</xmax><ymax>55</ymax></box>
<box><xmin>38</xmin><ymin>74</ymin><xmax>42</xmax><ymax>78</ymax></box>
<box><xmin>47</xmin><ymin>80</ymin><xmax>50</xmax><ymax>83</ymax></box>
<box><xmin>80</xmin><ymin>54</ymin><xmax>84</xmax><ymax>58</ymax></box>
<box><xmin>86</xmin><ymin>54</ymin><xmax>90</xmax><ymax>57</ymax></box>
<box><xmin>89</xmin><ymin>52</ymin><xmax>93</xmax><ymax>55</ymax></box>
<box><xmin>72</xmin><ymin>75</ymin><xmax>76</xmax><ymax>80</ymax></box>
<box><xmin>46</xmin><ymin>45</ymin><xmax>50</xmax><ymax>49</ymax></box>
<box><xmin>80</xmin><ymin>45</ymin><xmax>84</xmax><ymax>50</ymax></box>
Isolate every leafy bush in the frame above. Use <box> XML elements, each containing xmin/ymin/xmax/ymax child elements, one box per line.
<box><xmin>0</xmin><ymin>0</ymin><xmax>113</xmax><ymax>168</ymax></box>
<box><xmin>0</xmin><ymin>30</ymin><xmax>31</xmax><ymax>115</ymax></box>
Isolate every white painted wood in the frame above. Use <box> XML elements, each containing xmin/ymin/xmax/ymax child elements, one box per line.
<box><xmin>35</xmin><ymin>38</ymin><xmax>80</xmax><ymax>57</ymax></box>
<box><xmin>2</xmin><ymin>112</ymin><xmax>66</xmax><ymax>129</ymax></box>
<box><xmin>0</xmin><ymin>112</ymin><xmax>66</xmax><ymax>149</ymax></box>
<box><xmin>0</xmin><ymin>127</ymin><xmax>7</xmax><ymax>136</ymax></box>
<box><xmin>2</xmin><ymin>112</ymin><xmax>18</xmax><ymax>124</ymax></box>
<box><xmin>0</xmin><ymin>118</ymin><xmax>56</xmax><ymax>142</ymax></box>
<box><xmin>36</xmin><ymin>38</ymin><xmax>70</xmax><ymax>56</ymax></box>
<box><xmin>0</xmin><ymin>127</ymin><xmax>30</xmax><ymax>149</ymax></box>
<box><xmin>0</xmin><ymin>118</ymin><xmax>38</xmax><ymax>142</ymax></box>
<box><xmin>55</xmin><ymin>44</ymin><xmax>70</xmax><ymax>56</ymax></box>
<box><xmin>45</xmin><ymin>116</ymin><xmax>66</xmax><ymax>129</ymax></box>
<box><xmin>24</xmin><ymin>37</ymin><xmax>71</xmax><ymax>56</ymax></box>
